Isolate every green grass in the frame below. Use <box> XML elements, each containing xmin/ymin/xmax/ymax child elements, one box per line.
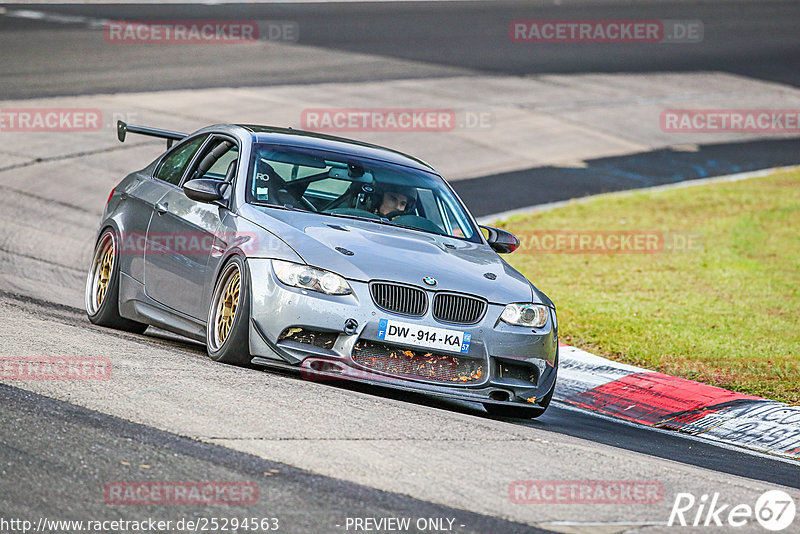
<box><xmin>497</xmin><ymin>169</ymin><xmax>800</xmax><ymax>403</ymax></box>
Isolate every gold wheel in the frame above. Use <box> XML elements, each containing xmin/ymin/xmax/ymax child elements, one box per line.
<box><xmin>86</xmin><ymin>232</ymin><xmax>115</xmax><ymax>316</ymax></box>
<box><xmin>96</xmin><ymin>245</ymin><xmax>114</xmax><ymax>307</ymax></box>
<box><xmin>211</xmin><ymin>263</ymin><xmax>241</xmax><ymax>350</ymax></box>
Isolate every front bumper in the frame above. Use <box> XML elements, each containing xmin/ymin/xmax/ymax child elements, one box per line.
<box><xmin>246</xmin><ymin>259</ymin><xmax>558</xmax><ymax>409</ymax></box>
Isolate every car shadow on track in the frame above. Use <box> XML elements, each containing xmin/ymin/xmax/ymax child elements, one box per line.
<box><xmin>136</xmin><ymin>327</ymin><xmax>800</xmax><ymax>489</ymax></box>
<box><xmin>319</xmin><ymin>376</ymin><xmax>800</xmax><ymax>488</ymax></box>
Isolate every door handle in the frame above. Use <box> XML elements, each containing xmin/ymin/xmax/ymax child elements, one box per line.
<box><xmin>155</xmin><ymin>202</ymin><xmax>168</xmax><ymax>215</ymax></box>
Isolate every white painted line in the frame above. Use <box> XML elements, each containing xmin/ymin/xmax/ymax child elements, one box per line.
<box><xmin>477</xmin><ymin>165</ymin><xmax>800</xmax><ymax>225</ymax></box>
<box><xmin>2</xmin><ymin>8</ymin><xmax>108</xmax><ymax>28</ymax></box>
<box><xmin>5</xmin><ymin>0</ymin><xmax>486</xmax><ymax>5</ymax></box>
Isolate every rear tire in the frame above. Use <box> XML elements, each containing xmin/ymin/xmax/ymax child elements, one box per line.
<box><xmin>206</xmin><ymin>256</ymin><xmax>253</xmax><ymax>367</ymax></box>
<box><xmin>85</xmin><ymin>229</ymin><xmax>148</xmax><ymax>334</ymax></box>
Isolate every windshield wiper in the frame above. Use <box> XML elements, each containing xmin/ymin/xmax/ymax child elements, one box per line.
<box><xmin>252</xmin><ymin>202</ymin><xmax>315</xmax><ymax>214</ymax></box>
<box><xmin>323</xmin><ymin>213</ymin><xmax>445</xmax><ymax>237</ymax></box>
<box><xmin>323</xmin><ymin>212</ymin><xmax>394</xmax><ymax>226</ymax></box>
<box><xmin>390</xmin><ymin>222</ymin><xmax>447</xmax><ymax>237</ymax></box>
<box><xmin>256</xmin><ymin>205</ymin><xmax>444</xmax><ymax>236</ymax></box>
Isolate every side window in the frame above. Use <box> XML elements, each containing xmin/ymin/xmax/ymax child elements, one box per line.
<box><xmin>155</xmin><ymin>135</ymin><xmax>207</xmax><ymax>185</ymax></box>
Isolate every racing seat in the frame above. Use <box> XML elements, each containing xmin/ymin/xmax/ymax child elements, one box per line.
<box><xmin>253</xmin><ymin>160</ymin><xmax>281</xmax><ymax>202</ymax></box>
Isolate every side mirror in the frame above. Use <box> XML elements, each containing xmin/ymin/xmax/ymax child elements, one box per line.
<box><xmin>481</xmin><ymin>225</ymin><xmax>520</xmax><ymax>254</ymax></box>
<box><xmin>183</xmin><ymin>178</ymin><xmax>227</xmax><ymax>204</ymax></box>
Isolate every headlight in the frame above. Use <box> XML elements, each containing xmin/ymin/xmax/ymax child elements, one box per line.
<box><xmin>272</xmin><ymin>260</ymin><xmax>352</xmax><ymax>295</ymax></box>
<box><xmin>500</xmin><ymin>303</ymin><xmax>549</xmax><ymax>328</ymax></box>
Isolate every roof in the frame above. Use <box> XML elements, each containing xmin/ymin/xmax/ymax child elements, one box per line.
<box><xmin>237</xmin><ymin>124</ymin><xmax>436</xmax><ymax>173</ymax></box>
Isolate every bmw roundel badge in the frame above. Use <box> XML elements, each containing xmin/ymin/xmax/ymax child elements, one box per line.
<box><xmin>423</xmin><ymin>276</ymin><xmax>437</xmax><ymax>287</ymax></box>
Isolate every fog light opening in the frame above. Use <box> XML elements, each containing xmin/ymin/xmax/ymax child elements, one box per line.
<box><xmin>309</xmin><ymin>360</ymin><xmax>345</xmax><ymax>375</ymax></box>
<box><xmin>489</xmin><ymin>390</ymin><xmax>510</xmax><ymax>402</ymax></box>
<box><xmin>278</xmin><ymin>327</ymin><xmax>338</xmax><ymax>349</ymax></box>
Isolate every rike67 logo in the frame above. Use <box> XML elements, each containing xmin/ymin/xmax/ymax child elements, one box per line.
<box><xmin>669</xmin><ymin>490</ymin><xmax>796</xmax><ymax>531</ymax></box>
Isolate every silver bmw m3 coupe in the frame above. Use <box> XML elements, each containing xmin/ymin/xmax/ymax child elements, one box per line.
<box><xmin>86</xmin><ymin>121</ymin><xmax>558</xmax><ymax>418</ymax></box>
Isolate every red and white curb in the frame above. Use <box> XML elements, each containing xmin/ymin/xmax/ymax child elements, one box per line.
<box><xmin>555</xmin><ymin>344</ymin><xmax>800</xmax><ymax>461</ymax></box>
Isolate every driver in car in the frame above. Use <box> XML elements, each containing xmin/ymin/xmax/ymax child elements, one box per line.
<box><xmin>373</xmin><ymin>185</ymin><xmax>417</xmax><ymax>218</ymax></box>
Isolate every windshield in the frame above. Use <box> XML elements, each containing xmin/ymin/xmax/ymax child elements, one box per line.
<box><xmin>246</xmin><ymin>144</ymin><xmax>480</xmax><ymax>242</ymax></box>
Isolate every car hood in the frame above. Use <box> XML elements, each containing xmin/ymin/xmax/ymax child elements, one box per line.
<box><xmin>240</xmin><ymin>206</ymin><xmax>545</xmax><ymax>305</ymax></box>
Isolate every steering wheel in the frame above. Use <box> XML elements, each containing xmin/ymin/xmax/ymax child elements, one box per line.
<box><xmin>381</xmin><ymin>210</ymin><xmax>407</xmax><ymax>220</ymax></box>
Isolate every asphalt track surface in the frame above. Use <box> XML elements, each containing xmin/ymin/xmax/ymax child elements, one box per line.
<box><xmin>2</xmin><ymin>1</ymin><xmax>799</xmax><ymax>209</ymax></box>
<box><xmin>0</xmin><ymin>382</ymin><xmax>545</xmax><ymax>534</ymax></box>
<box><xmin>3</xmin><ymin>290</ymin><xmax>800</xmax><ymax>490</ymax></box>
<box><xmin>459</xmin><ymin>137</ymin><xmax>800</xmax><ymax>217</ymax></box>
<box><xmin>0</xmin><ymin>289</ymin><xmax>798</xmax><ymax>530</ymax></box>
<box><xmin>2</xmin><ymin>0</ymin><xmax>800</xmax><ymax>97</ymax></box>
<box><xmin>1</xmin><ymin>1</ymin><xmax>800</xmax><ymax>531</ymax></box>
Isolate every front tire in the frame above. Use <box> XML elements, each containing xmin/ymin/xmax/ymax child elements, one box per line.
<box><xmin>85</xmin><ymin>229</ymin><xmax>148</xmax><ymax>334</ymax></box>
<box><xmin>206</xmin><ymin>256</ymin><xmax>252</xmax><ymax>367</ymax></box>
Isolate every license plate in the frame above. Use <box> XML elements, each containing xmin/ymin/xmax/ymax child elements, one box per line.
<box><xmin>376</xmin><ymin>319</ymin><xmax>471</xmax><ymax>354</ymax></box>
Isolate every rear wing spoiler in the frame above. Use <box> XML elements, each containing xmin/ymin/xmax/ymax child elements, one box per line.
<box><xmin>117</xmin><ymin>120</ymin><xmax>187</xmax><ymax>148</ymax></box>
